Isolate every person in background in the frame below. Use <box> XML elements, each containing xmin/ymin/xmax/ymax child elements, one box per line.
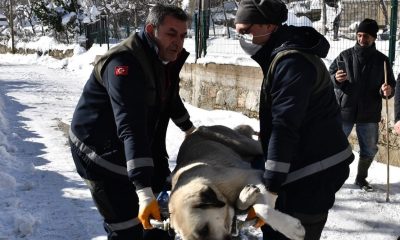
<box><xmin>329</xmin><ymin>18</ymin><xmax>396</xmax><ymax>192</ymax></box>
<box><xmin>235</xmin><ymin>0</ymin><xmax>354</xmax><ymax>239</ymax></box>
<box><xmin>394</xmin><ymin>74</ymin><xmax>400</xmax><ymax>135</ymax></box>
<box><xmin>68</xmin><ymin>4</ymin><xmax>195</xmax><ymax>240</ymax></box>
<box><xmin>332</xmin><ymin>0</ymin><xmax>342</xmax><ymax>41</ymax></box>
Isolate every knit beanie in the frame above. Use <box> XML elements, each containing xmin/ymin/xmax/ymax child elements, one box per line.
<box><xmin>357</xmin><ymin>18</ymin><xmax>379</xmax><ymax>38</ymax></box>
<box><xmin>235</xmin><ymin>0</ymin><xmax>288</xmax><ymax>25</ymax></box>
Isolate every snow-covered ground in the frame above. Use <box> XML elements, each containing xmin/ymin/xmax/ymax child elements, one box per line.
<box><xmin>0</xmin><ymin>35</ymin><xmax>400</xmax><ymax>240</ymax></box>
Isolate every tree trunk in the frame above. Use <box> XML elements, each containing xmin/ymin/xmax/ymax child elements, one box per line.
<box><xmin>322</xmin><ymin>0</ymin><xmax>327</xmax><ymax>35</ymax></box>
<box><xmin>378</xmin><ymin>0</ymin><xmax>389</xmax><ymax>30</ymax></box>
<box><xmin>221</xmin><ymin>0</ymin><xmax>230</xmax><ymax>38</ymax></box>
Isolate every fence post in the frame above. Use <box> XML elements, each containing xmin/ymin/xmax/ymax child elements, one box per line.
<box><xmin>200</xmin><ymin>0</ymin><xmax>209</xmax><ymax>57</ymax></box>
<box><xmin>322</xmin><ymin>0</ymin><xmax>327</xmax><ymax>35</ymax></box>
<box><xmin>194</xmin><ymin>12</ymin><xmax>199</xmax><ymax>62</ymax></box>
<box><xmin>388</xmin><ymin>0</ymin><xmax>398</xmax><ymax>65</ymax></box>
<box><xmin>9</xmin><ymin>0</ymin><xmax>15</xmax><ymax>54</ymax></box>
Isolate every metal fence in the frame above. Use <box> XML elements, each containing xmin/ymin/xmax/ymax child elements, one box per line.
<box><xmin>83</xmin><ymin>0</ymin><xmax>400</xmax><ymax>74</ymax></box>
<box><xmin>84</xmin><ymin>16</ymin><xmax>109</xmax><ymax>50</ymax></box>
<box><xmin>192</xmin><ymin>0</ymin><xmax>400</xmax><ymax>75</ymax></box>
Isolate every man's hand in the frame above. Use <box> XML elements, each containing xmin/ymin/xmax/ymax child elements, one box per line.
<box><xmin>335</xmin><ymin>70</ymin><xmax>347</xmax><ymax>83</ymax></box>
<box><xmin>136</xmin><ymin>187</ymin><xmax>161</xmax><ymax>229</ymax></box>
<box><xmin>395</xmin><ymin>121</ymin><xmax>400</xmax><ymax>135</ymax></box>
<box><xmin>246</xmin><ymin>207</ymin><xmax>266</xmax><ymax>228</ymax></box>
<box><xmin>381</xmin><ymin>83</ymin><xmax>392</xmax><ymax>97</ymax></box>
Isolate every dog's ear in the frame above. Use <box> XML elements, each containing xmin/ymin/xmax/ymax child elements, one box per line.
<box><xmin>193</xmin><ymin>186</ymin><xmax>226</xmax><ymax>209</ymax></box>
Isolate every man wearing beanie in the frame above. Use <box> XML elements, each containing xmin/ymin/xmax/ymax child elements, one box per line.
<box><xmin>329</xmin><ymin>18</ymin><xmax>395</xmax><ymax>192</ymax></box>
<box><xmin>235</xmin><ymin>0</ymin><xmax>354</xmax><ymax>239</ymax></box>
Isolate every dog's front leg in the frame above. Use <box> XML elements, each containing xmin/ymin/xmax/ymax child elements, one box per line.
<box><xmin>236</xmin><ymin>184</ymin><xmax>260</xmax><ymax>210</ymax></box>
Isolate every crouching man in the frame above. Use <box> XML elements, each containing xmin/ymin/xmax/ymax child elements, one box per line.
<box><xmin>69</xmin><ymin>4</ymin><xmax>195</xmax><ymax>240</ymax></box>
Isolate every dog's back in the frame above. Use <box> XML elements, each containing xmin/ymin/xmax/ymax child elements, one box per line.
<box><xmin>175</xmin><ymin>125</ymin><xmax>262</xmax><ymax>171</ymax></box>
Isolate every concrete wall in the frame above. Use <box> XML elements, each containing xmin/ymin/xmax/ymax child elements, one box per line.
<box><xmin>180</xmin><ymin>62</ymin><xmax>400</xmax><ymax>166</ymax></box>
<box><xmin>180</xmin><ymin>63</ymin><xmax>262</xmax><ymax>118</ymax></box>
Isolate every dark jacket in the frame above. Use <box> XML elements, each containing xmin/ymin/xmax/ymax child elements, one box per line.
<box><xmin>329</xmin><ymin>43</ymin><xmax>396</xmax><ymax>123</ymax></box>
<box><xmin>395</xmin><ymin>73</ymin><xmax>400</xmax><ymax>122</ymax></box>
<box><xmin>69</xmin><ymin>31</ymin><xmax>193</xmax><ymax>192</ymax></box>
<box><xmin>252</xmin><ymin>25</ymin><xmax>354</xmax><ymax>213</ymax></box>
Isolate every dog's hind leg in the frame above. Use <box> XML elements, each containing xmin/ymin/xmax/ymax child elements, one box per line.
<box><xmin>236</xmin><ymin>184</ymin><xmax>260</xmax><ymax>210</ymax></box>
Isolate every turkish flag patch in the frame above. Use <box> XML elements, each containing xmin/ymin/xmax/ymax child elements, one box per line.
<box><xmin>114</xmin><ymin>66</ymin><xmax>129</xmax><ymax>76</ymax></box>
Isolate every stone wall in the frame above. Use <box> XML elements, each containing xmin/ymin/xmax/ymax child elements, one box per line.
<box><xmin>179</xmin><ymin>62</ymin><xmax>400</xmax><ymax>166</ymax></box>
<box><xmin>0</xmin><ymin>44</ymin><xmax>74</xmax><ymax>59</ymax></box>
<box><xmin>180</xmin><ymin>63</ymin><xmax>262</xmax><ymax>118</ymax></box>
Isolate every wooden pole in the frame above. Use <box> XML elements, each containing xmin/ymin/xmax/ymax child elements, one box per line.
<box><xmin>384</xmin><ymin>61</ymin><xmax>390</xmax><ymax>202</ymax></box>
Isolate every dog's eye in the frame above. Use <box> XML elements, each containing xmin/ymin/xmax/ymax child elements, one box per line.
<box><xmin>197</xmin><ymin>224</ymin><xmax>209</xmax><ymax>236</ymax></box>
<box><xmin>193</xmin><ymin>186</ymin><xmax>226</xmax><ymax>209</ymax></box>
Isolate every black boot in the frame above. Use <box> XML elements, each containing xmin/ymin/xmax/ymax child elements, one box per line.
<box><xmin>355</xmin><ymin>156</ymin><xmax>374</xmax><ymax>192</ymax></box>
<box><xmin>355</xmin><ymin>177</ymin><xmax>373</xmax><ymax>192</ymax></box>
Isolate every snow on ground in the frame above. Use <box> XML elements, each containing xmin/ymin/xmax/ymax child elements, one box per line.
<box><xmin>0</xmin><ymin>34</ymin><xmax>399</xmax><ymax>240</ymax></box>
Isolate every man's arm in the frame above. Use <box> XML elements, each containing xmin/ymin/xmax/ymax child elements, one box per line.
<box><xmin>104</xmin><ymin>53</ymin><xmax>154</xmax><ymax>189</ymax></box>
<box><xmin>104</xmin><ymin>53</ymin><xmax>161</xmax><ymax>229</ymax></box>
<box><xmin>263</xmin><ymin>54</ymin><xmax>315</xmax><ymax>193</ymax></box>
<box><xmin>169</xmin><ymin>76</ymin><xmax>194</xmax><ymax>133</ymax></box>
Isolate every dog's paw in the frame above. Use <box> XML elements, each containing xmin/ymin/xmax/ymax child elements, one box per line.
<box><xmin>253</xmin><ymin>206</ymin><xmax>305</xmax><ymax>240</ymax></box>
<box><xmin>236</xmin><ymin>184</ymin><xmax>260</xmax><ymax>210</ymax></box>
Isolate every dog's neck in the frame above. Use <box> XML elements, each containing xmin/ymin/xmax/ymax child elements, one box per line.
<box><xmin>171</xmin><ymin>163</ymin><xmax>209</xmax><ymax>193</ymax></box>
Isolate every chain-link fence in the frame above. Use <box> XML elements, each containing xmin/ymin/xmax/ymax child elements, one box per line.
<box><xmin>189</xmin><ymin>0</ymin><xmax>400</xmax><ymax>74</ymax></box>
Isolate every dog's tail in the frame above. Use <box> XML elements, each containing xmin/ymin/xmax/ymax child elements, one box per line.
<box><xmin>233</xmin><ymin>124</ymin><xmax>259</xmax><ymax>139</ymax></box>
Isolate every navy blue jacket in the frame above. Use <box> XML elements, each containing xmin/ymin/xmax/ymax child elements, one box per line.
<box><xmin>70</xmin><ymin>31</ymin><xmax>193</xmax><ymax>192</ymax></box>
<box><xmin>329</xmin><ymin>43</ymin><xmax>396</xmax><ymax>123</ymax></box>
<box><xmin>252</xmin><ymin>25</ymin><xmax>353</xmax><ymax>213</ymax></box>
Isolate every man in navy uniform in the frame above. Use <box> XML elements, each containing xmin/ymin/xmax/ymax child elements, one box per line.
<box><xmin>69</xmin><ymin>4</ymin><xmax>195</xmax><ymax>239</ymax></box>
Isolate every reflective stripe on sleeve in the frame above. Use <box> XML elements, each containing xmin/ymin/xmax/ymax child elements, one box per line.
<box><xmin>127</xmin><ymin>158</ymin><xmax>154</xmax><ymax>172</ymax></box>
<box><xmin>265</xmin><ymin>160</ymin><xmax>291</xmax><ymax>173</ymax></box>
<box><xmin>69</xmin><ymin>128</ymin><xmax>127</xmax><ymax>176</ymax></box>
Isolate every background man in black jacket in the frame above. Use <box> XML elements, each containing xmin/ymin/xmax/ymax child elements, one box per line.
<box><xmin>329</xmin><ymin>18</ymin><xmax>395</xmax><ymax>192</ymax></box>
<box><xmin>69</xmin><ymin>4</ymin><xmax>195</xmax><ymax>240</ymax></box>
<box><xmin>235</xmin><ymin>0</ymin><xmax>354</xmax><ymax>239</ymax></box>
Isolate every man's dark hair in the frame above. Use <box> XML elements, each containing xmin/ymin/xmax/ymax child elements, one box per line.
<box><xmin>146</xmin><ymin>4</ymin><xmax>188</xmax><ymax>28</ymax></box>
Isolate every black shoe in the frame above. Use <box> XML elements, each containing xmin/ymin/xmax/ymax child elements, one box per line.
<box><xmin>355</xmin><ymin>178</ymin><xmax>374</xmax><ymax>192</ymax></box>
